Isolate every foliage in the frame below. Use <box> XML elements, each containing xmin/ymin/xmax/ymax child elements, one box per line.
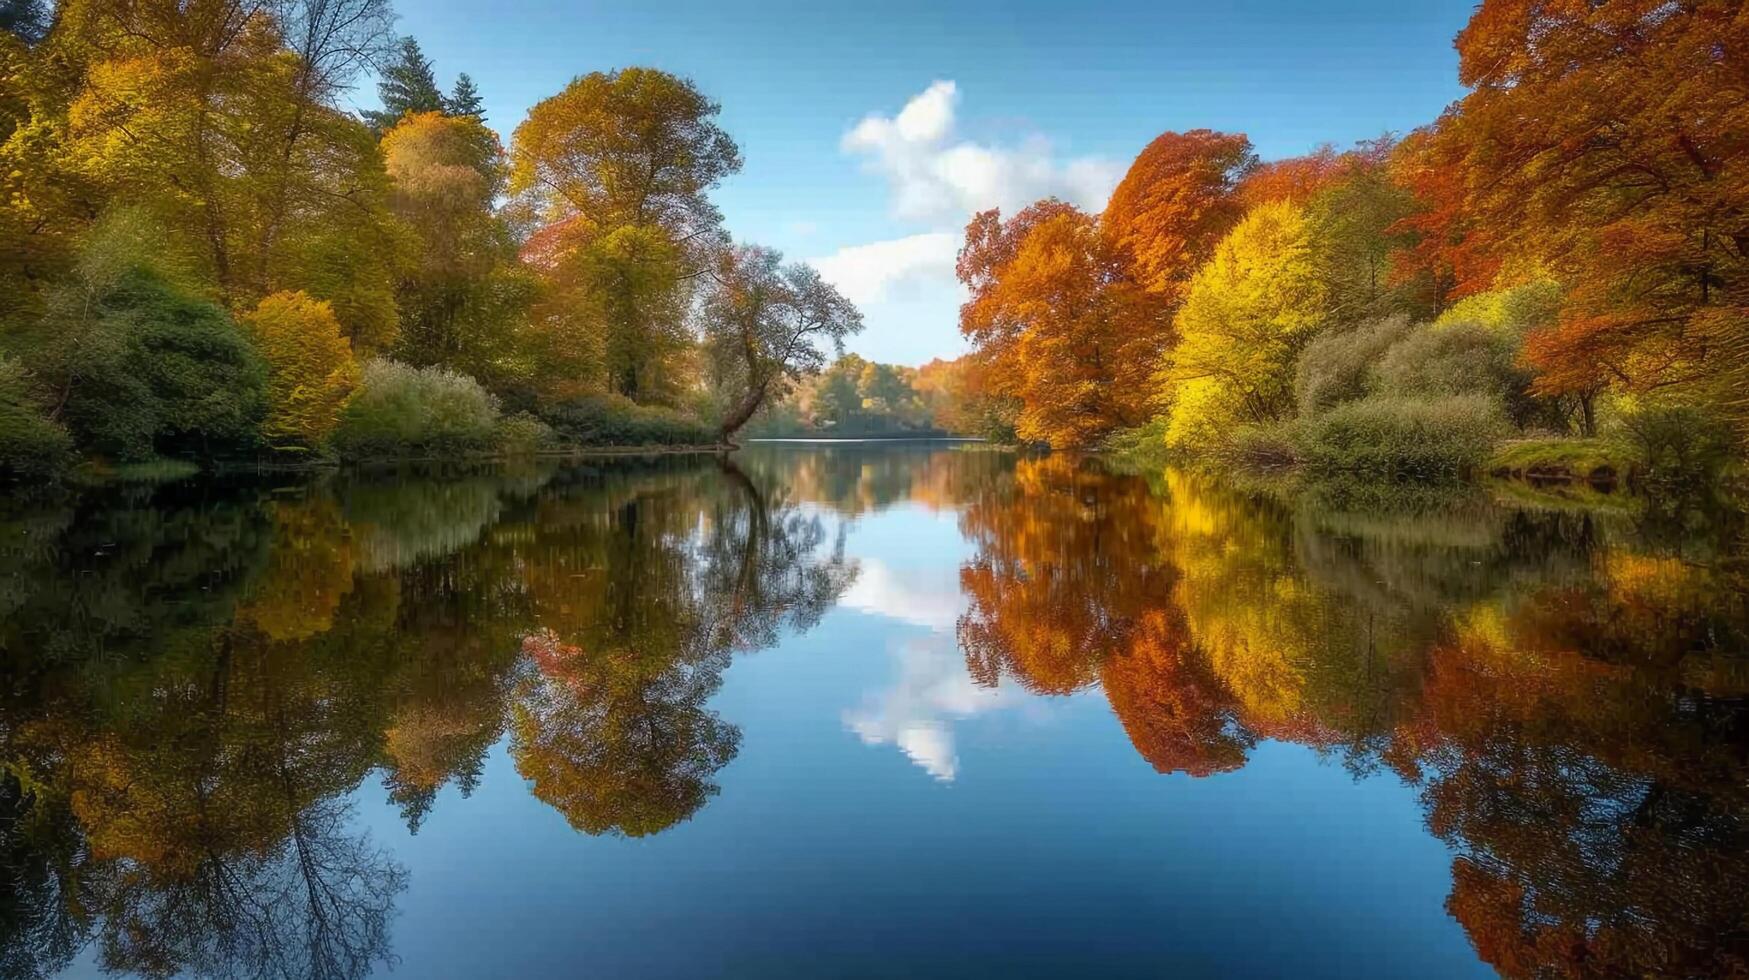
<box><xmin>700</xmin><ymin>243</ymin><xmax>862</xmax><ymax>442</ymax></box>
<box><xmin>749</xmin><ymin>353</ymin><xmax>939</xmax><ymax>437</ymax></box>
<box><xmin>1164</xmin><ymin>200</ymin><xmax>1327</xmax><ymax>449</ymax></box>
<box><xmin>58</xmin><ymin>0</ymin><xmax>400</xmax><ymax>346</ymax></box>
<box><xmin>1374</xmin><ymin>320</ymin><xmax>1535</xmax><ymax>425</ymax></box>
<box><xmin>1294</xmin><ymin>315</ymin><xmax>1417</xmax><ymax>417</ymax></box>
<box><xmin>446</xmin><ymin>73</ymin><xmax>483</xmax><ymax>119</ymax></box>
<box><xmin>55</xmin><ymin>271</ymin><xmax>267</xmax><ymax>461</ymax></box>
<box><xmin>380</xmin><ymin>111</ymin><xmax>524</xmax><ymax>381</ymax></box>
<box><xmin>1295</xmin><ymin>394</ymin><xmax>1509</xmax><ymax>479</ymax></box>
<box><xmin>241</xmin><ymin>291</ymin><xmax>359</xmax><ymax>451</ymax></box>
<box><xmin>539</xmin><ymin>394</ymin><xmax>712</xmax><ymax>447</ymax></box>
<box><xmin>332</xmin><ymin>359</ymin><xmax>501</xmax><ymax>458</ymax></box>
<box><xmin>509</xmin><ymin>67</ymin><xmax>741</xmax><ymax>236</ymax></box>
<box><xmin>1429</xmin><ymin>0</ymin><xmax>1749</xmax><ymax>432</ymax></box>
<box><xmin>1617</xmin><ymin>404</ymin><xmax>1737</xmax><ymax>488</ymax></box>
<box><xmin>362</xmin><ymin>36</ymin><xmax>445</xmax><ymax>132</ymax></box>
<box><xmin>914</xmin><ymin>354</ymin><xmax>1018</xmax><ymax>441</ymax></box>
<box><xmin>0</xmin><ymin>355</ymin><xmax>71</xmax><ymax>477</ymax></box>
<box><xmin>494</xmin><ymin>411</ymin><xmax>553</xmax><ymax>455</ymax></box>
<box><xmin>1487</xmin><ymin>437</ymin><xmax>1638</xmax><ymax>484</ymax></box>
<box><xmin>956</xmin><ymin>203</ymin><xmax>1169</xmax><ymax>447</ymax></box>
<box><xmin>1101</xmin><ymin>129</ymin><xmax>1256</xmax><ymax>302</ymax></box>
<box><xmin>0</xmin><ymin>0</ymin><xmax>47</xmax><ymax>45</ymax></box>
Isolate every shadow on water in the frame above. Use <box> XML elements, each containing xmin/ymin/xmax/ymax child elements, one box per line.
<box><xmin>1</xmin><ymin>445</ymin><xmax>1746</xmax><ymax>977</ymax></box>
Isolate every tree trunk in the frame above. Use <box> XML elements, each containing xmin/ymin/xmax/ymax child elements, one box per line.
<box><xmin>717</xmin><ymin>377</ymin><xmax>770</xmax><ymax>447</ymax></box>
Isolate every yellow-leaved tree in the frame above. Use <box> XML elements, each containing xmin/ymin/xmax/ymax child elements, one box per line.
<box><xmin>1164</xmin><ymin>200</ymin><xmax>1327</xmax><ymax>450</ymax></box>
<box><xmin>242</xmin><ymin>291</ymin><xmax>360</xmax><ymax>451</ymax></box>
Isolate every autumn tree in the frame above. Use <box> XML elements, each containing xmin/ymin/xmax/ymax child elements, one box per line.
<box><xmin>1235</xmin><ymin>144</ymin><xmax>1346</xmax><ymax>209</ymax></box>
<box><xmin>510</xmin><ymin>68</ymin><xmax>741</xmax><ymax>402</ymax></box>
<box><xmin>380</xmin><ymin>110</ymin><xmax>526</xmax><ymax>381</ymax></box>
<box><xmin>955</xmin><ymin>201</ymin><xmax>1169</xmax><ymax>447</ymax></box>
<box><xmin>1102</xmin><ymin>129</ymin><xmax>1256</xmax><ymax>303</ymax></box>
<box><xmin>1429</xmin><ymin>0</ymin><xmax>1749</xmax><ymax>428</ymax></box>
<box><xmin>58</xmin><ymin>0</ymin><xmax>403</xmax><ymax>348</ymax></box>
<box><xmin>700</xmin><ymin>243</ymin><xmax>862</xmax><ymax>443</ymax></box>
<box><xmin>241</xmin><ymin>290</ymin><xmax>359</xmax><ymax>450</ymax></box>
<box><xmin>1162</xmin><ymin>200</ymin><xmax>1327</xmax><ymax>449</ymax></box>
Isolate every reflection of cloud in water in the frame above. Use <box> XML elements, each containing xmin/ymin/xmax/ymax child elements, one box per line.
<box><xmin>838</xmin><ymin>558</ymin><xmax>963</xmax><ymax>633</ymax></box>
<box><xmin>845</xmin><ymin>636</ymin><xmax>1011</xmax><ymax>781</ymax></box>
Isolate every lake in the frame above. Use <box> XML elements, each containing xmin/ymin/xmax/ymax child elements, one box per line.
<box><xmin>4</xmin><ymin>443</ymin><xmax>1746</xmax><ymax>978</ymax></box>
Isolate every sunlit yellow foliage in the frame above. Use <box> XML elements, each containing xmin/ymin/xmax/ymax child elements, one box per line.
<box><xmin>1163</xmin><ymin>200</ymin><xmax>1327</xmax><ymax>449</ymax></box>
<box><xmin>241</xmin><ymin>290</ymin><xmax>360</xmax><ymax>450</ymax></box>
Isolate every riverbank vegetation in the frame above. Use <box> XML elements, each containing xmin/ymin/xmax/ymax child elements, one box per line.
<box><xmin>0</xmin><ymin>1</ymin><xmax>859</xmax><ymax>479</ymax></box>
<box><xmin>3</xmin><ymin>0</ymin><xmax>1745</xmax><ymax>491</ymax></box>
<box><xmin>925</xmin><ymin>1</ymin><xmax>1749</xmax><ymax>491</ymax></box>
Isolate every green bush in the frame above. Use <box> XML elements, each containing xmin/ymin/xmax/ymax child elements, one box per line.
<box><xmin>333</xmin><ymin>359</ymin><xmax>502</xmax><ymax>458</ymax></box>
<box><xmin>1296</xmin><ymin>394</ymin><xmax>1510</xmax><ymax>479</ymax></box>
<box><xmin>60</xmin><ymin>272</ymin><xmax>266</xmax><ymax>460</ymax></box>
<box><xmin>1617</xmin><ymin>404</ymin><xmax>1735</xmax><ymax>488</ymax></box>
<box><xmin>495</xmin><ymin>411</ymin><xmax>554</xmax><ymax>455</ymax></box>
<box><xmin>1294</xmin><ymin>315</ymin><xmax>1415</xmax><ymax>416</ymax></box>
<box><xmin>0</xmin><ymin>358</ymin><xmax>73</xmax><ymax>478</ymax></box>
<box><xmin>0</xmin><ymin>403</ymin><xmax>74</xmax><ymax>478</ymax></box>
<box><xmin>1373</xmin><ymin>319</ymin><xmax>1549</xmax><ymax>428</ymax></box>
<box><xmin>541</xmin><ymin>394</ymin><xmax>715</xmax><ymax>447</ymax></box>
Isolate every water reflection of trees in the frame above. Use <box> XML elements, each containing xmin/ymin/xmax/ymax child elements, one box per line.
<box><xmin>0</xmin><ymin>455</ymin><xmax>854</xmax><ymax>977</ymax></box>
<box><xmin>955</xmin><ymin>455</ymin><xmax>1749</xmax><ymax>978</ymax></box>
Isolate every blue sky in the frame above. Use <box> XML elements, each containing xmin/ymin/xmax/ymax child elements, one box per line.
<box><xmin>379</xmin><ymin>0</ymin><xmax>1477</xmax><ymax>366</ymax></box>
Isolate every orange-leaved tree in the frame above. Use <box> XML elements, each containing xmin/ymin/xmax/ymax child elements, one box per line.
<box><xmin>956</xmin><ymin>204</ymin><xmax>1170</xmax><ymax>447</ymax></box>
<box><xmin>1101</xmin><ymin>129</ymin><xmax>1257</xmax><ymax>304</ymax></box>
<box><xmin>1431</xmin><ymin>0</ymin><xmax>1749</xmax><ymax>425</ymax></box>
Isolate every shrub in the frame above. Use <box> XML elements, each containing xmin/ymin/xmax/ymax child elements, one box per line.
<box><xmin>1229</xmin><ymin>423</ymin><xmax>1302</xmax><ymax>469</ymax></box>
<box><xmin>1296</xmin><ymin>394</ymin><xmax>1509</xmax><ymax>479</ymax></box>
<box><xmin>495</xmin><ymin>411</ymin><xmax>554</xmax><ymax>455</ymax></box>
<box><xmin>1372</xmin><ymin>319</ymin><xmax>1547</xmax><ymax>425</ymax></box>
<box><xmin>540</xmin><ymin>394</ymin><xmax>714</xmax><ymax>447</ymax></box>
<box><xmin>61</xmin><ymin>272</ymin><xmax>266</xmax><ymax>460</ymax></box>
<box><xmin>333</xmin><ymin>359</ymin><xmax>501</xmax><ymax>458</ymax></box>
<box><xmin>0</xmin><ymin>358</ymin><xmax>73</xmax><ymax>478</ymax></box>
<box><xmin>1294</xmin><ymin>315</ymin><xmax>1415</xmax><ymax>416</ymax></box>
<box><xmin>1617</xmin><ymin>404</ymin><xmax>1735</xmax><ymax>488</ymax></box>
<box><xmin>241</xmin><ymin>291</ymin><xmax>359</xmax><ymax>451</ymax></box>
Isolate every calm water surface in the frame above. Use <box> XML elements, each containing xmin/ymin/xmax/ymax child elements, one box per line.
<box><xmin>4</xmin><ymin>445</ymin><xmax>1747</xmax><ymax>978</ymax></box>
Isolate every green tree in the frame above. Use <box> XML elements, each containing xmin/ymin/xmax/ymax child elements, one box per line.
<box><xmin>380</xmin><ymin>111</ymin><xmax>522</xmax><ymax>378</ymax></box>
<box><xmin>700</xmin><ymin>244</ymin><xmax>862</xmax><ymax>443</ymax></box>
<box><xmin>362</xmin><ymin>37</ymin><xmax>445</xmax><ymax>132</ymax></box>
<box><xmin>445</xmin><ymin>73</ymin><xmax>483</xmax><ymax>119</ymax></box>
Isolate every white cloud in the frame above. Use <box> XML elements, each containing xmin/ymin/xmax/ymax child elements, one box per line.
<box><xmin>807</xmin><ymin>232</ymin><xmax>961</xmax><ymax>308</ymax></box>
<box><xmin>843</xmin><ymin>80</ymin><xmax>1122</xmax><ymax>223</ymax></box>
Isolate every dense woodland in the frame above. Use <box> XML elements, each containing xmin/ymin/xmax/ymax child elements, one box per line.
<box><xmin>0</xmin><ymin>0</ymin><xmax>861</xmax><ymax>475</ymax></box>
<box><xmin>1</xmin><ymin>0</ymin><xmax>1746</xmax><ymax>486</ymax></box>
<box><xmin>941</xmin><ymin>0</ymin><xmax>1749</xmax><ymax>486</ymax></box>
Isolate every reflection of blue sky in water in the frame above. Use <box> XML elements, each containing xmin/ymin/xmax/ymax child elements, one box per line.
<box><xmin>835</xmin><ymin>503</ymin><xmax>1043</xmax><ymax>782</ymax></box>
